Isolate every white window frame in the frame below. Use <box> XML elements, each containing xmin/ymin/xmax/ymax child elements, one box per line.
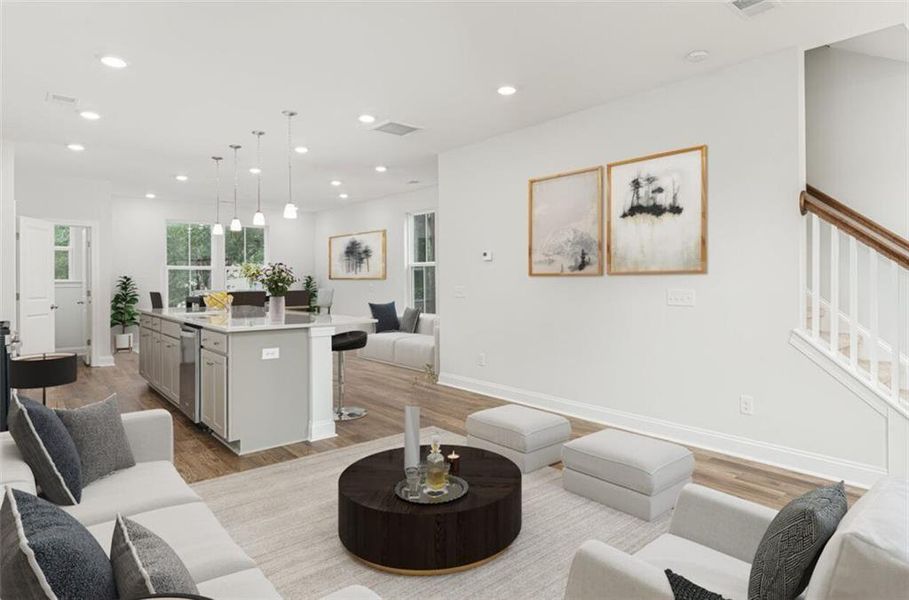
<box><xmin>165</xmin><ymin>221</ymin><xmax>214</xmax><ymax>307</ymax></box>
<box><xmin>224</xmin><ymin>226</ymin><xmax>269</xmax><ymax>290</ymax></box>
<box><xmin>406</xmin><ymin>210</ymin><xmax>437</xmax><ymax>314</ymax></box>
<box><xmin>54</xmin><ymin>225</ymin><xmax>74</xmax><ymax>282</ymax></box>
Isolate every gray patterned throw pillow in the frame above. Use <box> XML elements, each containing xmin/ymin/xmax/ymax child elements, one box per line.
<box><xmin>111</xmin><ymin>515</ymin><xmax>199</xmax><ymax>598</ymax></box>
<box><xmin>748</xmin><ymin>482</ymin><xmax>848</xmax><ymax>600</ymax></box>
<box><xmin>55</xmin><ymin>394</ymin><xmax>136</xmax><ymax>486</ymax></box>
<box><xmin>400</xmin><ymin>307</ymin><xmax>422</xmax><ymax>333</ymax></box>
<box><xmin>8</xmin><ymin>392</ymin><xmax>83</xmax><ymax>505</ymax></box>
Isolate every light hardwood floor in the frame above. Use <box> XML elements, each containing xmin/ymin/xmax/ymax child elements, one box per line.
<box><xmin>43</xmin><ymin>352</ymin><xmax>862</xmax><ymax>510</ymax></box>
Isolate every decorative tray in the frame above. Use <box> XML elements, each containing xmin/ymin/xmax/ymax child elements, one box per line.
<box><xmin>394</xmin><ymin>476</ymin><xmax>469</xmax><ymax>505</ymax></box>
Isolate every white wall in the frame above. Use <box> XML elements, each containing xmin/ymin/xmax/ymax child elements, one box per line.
<box><xmin>15</xmin><ymin>169</ymin><xmax>114</xmax><ymax>364</ymax></box>
<box><xmin>311</xmin><ymin>187</ymin><xmax>438</xmax><ymax>316</ymax></box>
<box><xmin>438</xmin><ymin>48</ymin><xmax>892</xmax><ymax>486</ymax></box>
<box><xmin>0</xmin><ymin>141</ymin><xmax>15</xmax><ymax>330</ymax></box>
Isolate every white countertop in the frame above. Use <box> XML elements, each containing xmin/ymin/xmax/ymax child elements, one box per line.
<box><xmin>139</xmin><ymin>307</ymin><xmax>376</xmax><ymax>333</ymax></box>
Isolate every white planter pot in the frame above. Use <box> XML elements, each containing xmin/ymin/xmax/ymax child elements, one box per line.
<box><xmin>115</xmin><ymin>333</ymin><xmax>133</xmax><ymax>351</ymax></box>
<box><xmin>268</xmin><ymin>295</ymin><xmax>286</xmax><ymax>323</ymax></box>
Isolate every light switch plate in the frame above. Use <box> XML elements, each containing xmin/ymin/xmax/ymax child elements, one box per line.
<box><xmin>667</xmin><ymin>288</ymin><xmax>696</xmax><ymax>307</ymax></box>
<box><xmin>481</xmin><ymin>251</ymin><xmax>493</xmax><ymax>262</ymax></box>
<box><xmin>454</xmin><ymin>285</ymin><xmax>467</xmax><ymax>298</ymax></box>
<box><xmin>261</xmin><ymin>347</ymin><xmax>280</xmax><ymax>360</ymax></box>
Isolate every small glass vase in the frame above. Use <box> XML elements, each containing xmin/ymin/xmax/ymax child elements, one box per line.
<box><xmin>268</xmin><ymin>295</ymin><xmax>285</xmax><ymax>322</ymax></box>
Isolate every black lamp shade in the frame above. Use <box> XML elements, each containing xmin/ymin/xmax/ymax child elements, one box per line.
<box><xmin>10</xmin><ymin>353</ymin><xmax>78</xmax><ymax>390</ymax></box>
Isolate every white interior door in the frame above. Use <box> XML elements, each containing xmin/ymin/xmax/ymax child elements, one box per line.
<box><xmin>81</xmin><ymin>228</ymin><xmax>92</xmax><ymax>365</ymax></box>
<box><xmin>18</xmin><ymin>216</ymin><xmax>55</xmax><ymax>355</ymax></box>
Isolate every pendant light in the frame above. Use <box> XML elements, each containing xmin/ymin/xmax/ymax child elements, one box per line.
<box><xmin>251</xmin><ymin>130</ymin><xmax>266</xmax><ymax>226</ymax></box>
<box><xmin>229</xmin><ymin>144</ymin><xmax>242</xmax><ymax>232</ymax></box>
<box><xmin>282</xmin><ymin>110</ymin><xmax>298</xmax><ymax>219</ymax></box>
<box><xmin>211</xmin><ymin>156</ymin><xmax>224</xmax><ymax>236</ymax></box>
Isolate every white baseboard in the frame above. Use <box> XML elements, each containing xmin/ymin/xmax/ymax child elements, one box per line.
<box><xmin>437</xmin><ymin>372</ymin><xmax>887</xmax><ymax>489</ymax></box>
<box><xmin>93</xmin><ymin>355</ymin><xmax>116</xmax><ymax>367</ymax></box>
<box><xmin>309</xmin><ymin>419</ymin><xmax>337</xmax><ymax>442</ymax></box>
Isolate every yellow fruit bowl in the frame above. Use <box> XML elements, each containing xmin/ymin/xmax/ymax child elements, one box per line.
<box><xmin>203</xmin><ymin>291</ymin><xmax>233</xmax><ymax>311</ymax></box>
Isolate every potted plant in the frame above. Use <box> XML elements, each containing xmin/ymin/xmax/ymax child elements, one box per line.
<box><xmin>240</xmin><ymin>262</ymin><xmax>263</xmax><ymax>289</ymax></box>
<box><xmin>110</xmin><ymin>275</ymin><xmax>139</xmax><ymax>351</ymax></box>
<box><xmin>303</xmin><ymin>275</ymin><xmax>318</xmax><ymax>313</ymax></box>
<box><xmin>254</xmin><ymin>262</ymin><xmax>297</xmax><ymax>321</ymax></box>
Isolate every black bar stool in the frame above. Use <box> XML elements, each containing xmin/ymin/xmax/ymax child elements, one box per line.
<box><xmin>331</xmin><ymin>331</ymin><xmax>368</xmax><ymax>421</ymax></box>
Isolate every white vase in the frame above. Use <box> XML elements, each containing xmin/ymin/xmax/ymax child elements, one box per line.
<box><xmin>404</xmin><ymin>405</ymin><xmax>421</xmax><ymax>469</ymax></box>
<box><xmin>115</xmin><ymin>333</ymin><xmax>133</xmax><ymax>351</ymax></box>
<box><xmin>268</xmin><ymin>295</ymin><xmax>286</xmax><ymax>322</ymax></box>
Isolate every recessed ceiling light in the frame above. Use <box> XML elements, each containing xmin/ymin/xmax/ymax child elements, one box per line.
<box><xmin>330</xmin><ymin>180</ymin><xmax>342</xmax><ymax>186</ymax></box>
<box><xmin>175</xmin><ymin>174</ymin><xmax>188</xmax><ymax>182</ymax></box>
<box><xmin>339</xmin><ymin>193</ymin><xmax>349</xmax><ymax>199</ymax></box>
<box><xmin>358</xmin><ymin>114</ymin><xmax>376</xmax><ymax>124</ymax></box>
<box><xmin>294</xmin><ymin>146</ymin><xmax>308</xmax><ymax>154</ymax></box>
<box><xmin>66</xmin><ymin>143</ymin><xmax>85</xmax><ymax>151</ymax></box>
<box><xmin>100</xmin><ymin>55</ymin><xmax>128</xmax><ymax>69</ymax></box>
<box><xmin>685</xmin><ymin>49</ymin><xmax>710</xmax><ymax>63</ymax></box>
<box><xmin>79</xmin><ymin>110</ymin><xmax>101</xmax><ymax>120</ymax></box>
<box><xmin>249</xmin><ymin>167</ymin><xmax>261</xmax><ymax>175</ymax></box>
<box><xmin>497</xmin><ymin>85</ymin><xmax>517</xmax><ymax>96</ymax></box>
<box><xmin>145</xmin><ymin>192</ymin><xmax>156</xmax><ymax>199</ymax></box>
<box><xmin>374</xmin><ymin>165</ymin><xmax>387</xmax><ymax>173</ymax></box>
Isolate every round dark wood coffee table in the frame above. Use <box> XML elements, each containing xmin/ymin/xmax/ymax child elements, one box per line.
<box><xmin>338</xmin><ymin>445</ymin><xmax>521</xmax><ymax>574</ymax></box>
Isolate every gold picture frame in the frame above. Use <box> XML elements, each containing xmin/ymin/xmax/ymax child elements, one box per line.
<box><xmin>528</xmin><ymin>165</ymin><xmax>604</xmax><ymax>276</ymax></box>
<box><xmin>607</xmin><ymin>145</ymin><xmax>708</xmax><ymax>275</ymax></box>
<box><xmin>328</xmin><ymin>229</ymin><xmax>387</xmax><ymax>280</ymax></box>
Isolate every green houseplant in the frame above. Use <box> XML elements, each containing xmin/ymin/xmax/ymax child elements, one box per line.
<box><xmin>303</xmin><ymin>275</ymin><xmax>318</xmax><ymax>312</ymax></box>
<box><xmin>111</xmin><ymin>275</ymin><xmax>139</xmax><ymax>351</ymax></box>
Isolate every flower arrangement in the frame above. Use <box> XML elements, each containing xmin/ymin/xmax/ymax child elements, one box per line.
<box><xmin>240</xmin><ymin>262</ymin><xmax>263</xmax><ymax>288</ymax></box>
<box><xmin>255</xmin><ymin>262</ymin><xmax>297</xmax><ymax>297</ymax></box>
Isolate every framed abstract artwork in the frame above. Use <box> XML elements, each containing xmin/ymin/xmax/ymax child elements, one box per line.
<box><xmin>329</xmin><ymin>229</ymin><xmax>387</xmax><ymax>280</ymax></box>
<box><xmin>528</xmin><ymin>166</ymin><xmax>604</xmax><ymax>276</ymax></box>
<box><xmin>607</xmin><ymin>145</ymin><xmax>707</xmax><ymax>275</ymax></box>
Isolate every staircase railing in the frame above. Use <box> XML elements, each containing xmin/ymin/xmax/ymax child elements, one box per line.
<box><xmin>797</xmin><ymin>185</ymin><xmax>908</xmax><ymax>411</ymax></box>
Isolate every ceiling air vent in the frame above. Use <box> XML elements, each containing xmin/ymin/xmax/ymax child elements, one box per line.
<box><xmin>372</xmin><ymin>121</ymin><xmax>421</xmax><ymax>137</ymax></box>
<box><xmin>728</xmin><ymin>0</ymin><xmax>779</xmax><ymax>18</ymax></box>
<box><xmin>45</xmin><ymin>92</ymin><xmax>78</xmax><ymax>106</ymax></box>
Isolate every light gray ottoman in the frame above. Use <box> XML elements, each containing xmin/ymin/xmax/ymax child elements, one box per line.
<box><xmin>466</xmin><ymin>404</ymin><xmax>571</xmax><ymax>473</ymax></box>
<box><xmin>562</xmin><ymin>429</ymin><xmax>694</xmax><ymax>521</ymax></box>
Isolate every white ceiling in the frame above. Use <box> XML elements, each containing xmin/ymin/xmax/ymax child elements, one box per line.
<box><xmin>2</xmin><ymin>1</ymin><xmax>905</xmax><ymax>212</ymax></box>
<box><xmin>832</xmin><ymin>23</ymin><xmax>908</xmax><ymax>63</ymax></box>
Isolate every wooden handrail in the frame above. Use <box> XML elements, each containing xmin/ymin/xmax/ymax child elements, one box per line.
<box><xmin>800</xmin><ymin>185</ymin><xmax>909</xmax><ymax>269</ymax></box>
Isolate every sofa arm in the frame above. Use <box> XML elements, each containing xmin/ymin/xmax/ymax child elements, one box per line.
<box><xmin>564</xmin><ymin>540</ymin><xmax>672</xmax><ymax>600</ymax></box>
<box><xmin>669</xmin><ymin>484</ymin><xmax>776</xmax><ymax>563</ymax></box>
<box><xmin>121</xmin><ymin>410</ymin><xmax>173</xmax><ymax>463</ymax></box>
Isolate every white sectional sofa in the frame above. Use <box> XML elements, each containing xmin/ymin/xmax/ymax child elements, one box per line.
<box><xmin>0</xmin><ymin>408</ymin><xmax>377</xmax><ymax>600</ymax></box>
<box><xmin>359</xmin><ymin>313</ymin><xmax>439</xmax><ymax>372</ymax></box>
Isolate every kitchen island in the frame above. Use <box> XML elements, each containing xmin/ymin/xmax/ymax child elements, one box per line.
<box><xmin>137</xmin><ymin>307</ymin><xmax>375</xmax><ymax>455</ymax></box>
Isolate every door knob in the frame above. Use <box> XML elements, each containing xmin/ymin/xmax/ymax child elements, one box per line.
<box><xmin>50</xmin><ymin>304</ymin><xmax>59</xmax><ymax>310</ymax></box>
<box><xmin>76</xmin><ymin>301</ymin><xmax>85</xmax><ymax>305</ymax></box>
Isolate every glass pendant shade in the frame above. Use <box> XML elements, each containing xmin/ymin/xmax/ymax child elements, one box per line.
<box><xmin>283</xmin><ymin>203</ymin><xmax>298</xmax><ymax>219</ymax></box>
<box><xmin>212</xmin><ymin>222</ymin><xmax>224</xmax><ymax>236</ymax></box>
<box><xmin>253</xmin><ymin>211</ymin><xmax>265</xmax><ymax>226</ymax></box>
<box><xmin>229</xmin><ymin>217</ymin><xmax>242</xmax><ymax>232</ymax></box>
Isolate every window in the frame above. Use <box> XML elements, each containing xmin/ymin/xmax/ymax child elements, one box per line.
<box><xmin>166</xmin><ymin>223</ymin><xmax>212</xmax><ymax>307</ymax></box>
<box><xmin>224</xmin><ymin>227</ymin><xmax>266</xmax><ymax>290</ymax></box>
<box><xmin>54</xmin><ymin>225</ymin><xmax>72</xmax><ymax>281</ymax></box>
<box><xmin>408</xmin><ymin>211</ymin><xmax>436</xmax><ymax>313</ymax></box>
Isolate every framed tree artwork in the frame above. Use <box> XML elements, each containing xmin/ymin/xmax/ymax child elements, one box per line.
<box><xmin>607</xmin><ymin>145</ymin><xmax>707</xmax><ymax>275</ymax></box>
<box><xmin>528</xmin><ymin>166</ymin><xmax>604</xmax><ymax>276</ymax></box>
<box><xmin>329</xmin><ymin>229</ymin><xmax>387</xmax><ymax>280</ymax></box>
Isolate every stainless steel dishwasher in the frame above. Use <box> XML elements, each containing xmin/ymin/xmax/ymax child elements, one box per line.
<box><xmin>178</xmin><ymin>324</ymin><xmax>201</xmax><ymax>423</ymax></box>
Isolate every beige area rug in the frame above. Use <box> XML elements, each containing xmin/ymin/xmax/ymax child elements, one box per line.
<box><xmin>192</xmin><ymin>430</ymin><xmax>670</xmax><ymax>600</ymax></box>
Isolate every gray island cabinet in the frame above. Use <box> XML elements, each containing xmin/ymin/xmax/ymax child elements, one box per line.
<box><xmin>137</xmin><ymin>308</ymin><xmax>375</xmax><ymax>455</ymax></box>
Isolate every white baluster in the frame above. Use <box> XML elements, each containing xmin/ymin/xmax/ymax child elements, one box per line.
<box><xmin>811</xmin><ymin>215</ymin><xmax>820</xmax><ymax>340</ymax></box>
<box><xmin>849</xmin><ymin>237</ymin><xmax>858</xmax><ymax>367</ymax></box>
<box><xmin>869</xmin><ymin>249</ymin><xmax>879</xmax><ymax>387</ymax></box>
<box><xmin>799</xmin><ymin>215</ymin><xmax>808</xmax><ymax>330</ymax></box>
<box><xmin>829</xmin><ymin>226</ymin><xmax>839</xmax><ymax>355</ymax></box>
<box><xmin>893</xmin><ymin>260</ymin><xmax>902</xmax><ymax>400</ymax></box>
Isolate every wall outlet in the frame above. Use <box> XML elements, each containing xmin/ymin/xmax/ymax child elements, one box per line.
<box><xmin>667</xmin><ymin>288</ymin><xmax>696</xmax><ymax>307</ymax></box>
<box><xmin>454</xmin><ymin>285</ymin><xmax>467</xmax><ymax>299</ymax></box>
<box><xmin>481</xmin><ymin>250</ymin><xmax>493</xmax><ymax>262</ymax></box>
<box><xmin>740</xmin><ymin>394</ymin><xmax>755</xmax><ymax>416</ymax></box>
<box><xmin>477</xmin><ymin>352</ymin><xmax>487</xmax><ymax>367</ymax></box>
<box><xmin>261</xmin><ymin>347</ymin><xmax>280</xmax><ymax>360</ymax></box>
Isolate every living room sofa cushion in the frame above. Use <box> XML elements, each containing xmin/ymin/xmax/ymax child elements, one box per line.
<box><xmin>562</xmin><ymin>429</ymin><xmax>695</xmax><ymax>495</ymax></box>
<box><xmin>0</xmin><ymin>436</ymin><xmax>37</xmax><ymax>495</ymax></box>
<box><xmin>358</xmin><ymin>332</ymin><xmax>410</xmax><ymax>363</ymax></box>
<box><xmin>394</xmin><ymin>334</ymin><xmax>435</xmax><ymax>370</ymax></box>
<box><xmin>63</xmin><ymin>460</ymin><xmax>201</xmax><ymax>526</ymax></box>
<box><xmin>196</xmin><ymin>567</ymin><xmax>282</xmax><ymax>599</ymax></box>
<box><xmin>749</xmin><ymin>482</ymin><xmax>847</xmax><ymax>600</ymax></box>
<box><xmin>369</xmin><ymin>301</ymin><xmax>399</xmax><ymax>332</ymax></box>
<box><xmin>1</xmin><ymin>487</ymin><xmax>117</xmax><ymax>600</ymax></box>
<box><xmin>8</xmin><ymin>393</ymin><xmax>82</xmax><ymax>505</ymax></box>
<box><xmin>637</xmin><ymin>533</ymin><xmax>751</xmax><ymax>600</ymax></box>
<box><xmin>88</xmin><ymin>501</ymin><xmax>257</xmax><ymax>584</ymax></box>
<box><xmin>55</xmin><ymin>394</ymin><xmax>136</xmax><ymax>486</ymax></box>
<box><xmin>805</xmin><ymin>477</ymin><xmax>909</xmax><ymax>600</ymax></box>
<box><xmin>111</xmin><ymin>515</ymin><xmax>199</xmax><ymax>598</ymax></box>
